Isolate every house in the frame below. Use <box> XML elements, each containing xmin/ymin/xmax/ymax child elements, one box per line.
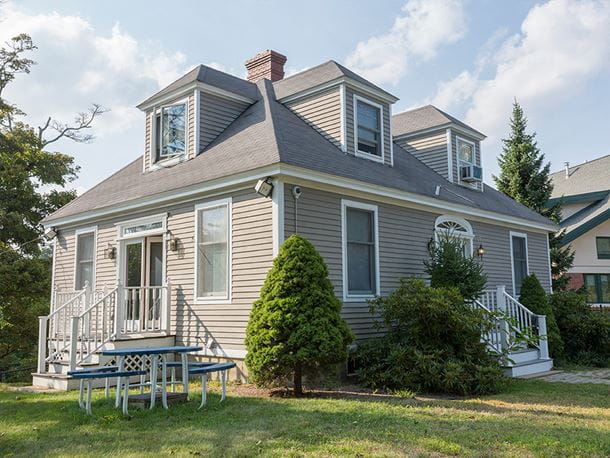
<box><xmin>549</xmin><ymin>156</ymin><xmax>610</xmax><ymax>307</ymax></box>
<box><xmin>34</xmin><ymin>50</ymin><xmax>557</xmax><ymax>389</ymax></box>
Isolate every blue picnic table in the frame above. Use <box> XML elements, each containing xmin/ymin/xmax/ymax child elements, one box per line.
<box><xmin>102</xmin><ymin>345</ymin><xmax>202</xmax><ymax>409</ymax></box>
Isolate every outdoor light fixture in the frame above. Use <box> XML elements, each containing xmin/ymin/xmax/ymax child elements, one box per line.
<box><xmin>254</xmin><ymin>177</ymin><xmax>274</xmax><ymax>198</ymax></box>
<box><xmin>167</xmin><ymin>237</ymin><xmax>178</xmax><ymax>252</ymax></box>
<box><xmin>427</xmin><ymin>237</ymin><xmax>435</xmax><ymax>252</ymax></box>
<box><xmin>477</xmin><ymin>244</ymin><xmax>485</xmax><ymax>258</ymax></box>
<box><xmin>43</xmin><ymin>227</ymin><xmax>57</xmax><ymax>241</ymax></box>
<box><xmin>104</xmin><ymin>244</ymin><xmax>116</xmax><ymax>260</ymax></box>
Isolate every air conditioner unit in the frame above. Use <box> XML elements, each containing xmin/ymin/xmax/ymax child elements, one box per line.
<box><xmin>460</xmin><ymin>164</ymin><xmax>483</xmax><ymax>182</ymax></box>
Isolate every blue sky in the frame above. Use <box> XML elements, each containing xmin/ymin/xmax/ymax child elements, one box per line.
<box><xmin>2</xmin><ymin>0</ymin><xmax>609</xmax><ymax>193</ymax></box>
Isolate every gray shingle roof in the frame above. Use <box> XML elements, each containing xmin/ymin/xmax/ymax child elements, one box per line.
<box><xmin>273</xmin><ymin>60</ymin><xmax>398</xmax><ymax>101</ymax></box>
<box><xmin>550</xmin><ymin>154</ymin><xmax>610</xmax><ymax>198</ymax></box>
<box><xmin>136</xmin><ymin>65</ymin><xmax>259</xmax><ymax>108</ymax></box>
<box><xmin>392</xmin><ymin>105</ymin><xmax>485</xmax><ymax>138</ymax></box>
<box><xmin>44</xmin><ymin>79</ymin><xmax>553</xmax><ymax>229</ymax></box>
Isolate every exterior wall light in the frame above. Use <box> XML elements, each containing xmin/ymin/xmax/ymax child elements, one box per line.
<box><xmin>167</xmin><ymin>237</ymin><xmax>178</xmax><ymax>252</ymax></box>
<box><xmin>476</xmin><ymin>244</ymin><xmax>485</xmax><ymax>257</ymax></box>
<box><xmin>104</xmin><ymin>244</ymin><xmax>116</xmax><ymax>260</ymax></box>
<box><xmin>254</xmin><ymin>177</ymin><xmax>274</xmax><ymax>198</ymax></box>
<box><xmin>427</xmin><ymin>237</ymin><xmax>435</xmax><ymax>253</ymax></box>
<box><xmin>43</xmin><ymin>227</ymin><xmax>57</xmax><ymax>240</ymax></box>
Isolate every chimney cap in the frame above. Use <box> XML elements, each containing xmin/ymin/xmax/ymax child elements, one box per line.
<box><xmin>245</xmin><ymin>50</ymin><xmax>287</xmax><ymax>83</ymax></box>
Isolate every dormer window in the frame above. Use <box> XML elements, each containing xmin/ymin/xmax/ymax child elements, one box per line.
<box><xmin>354</xmin><ymin>95</ymin><xmax>384</xmax><ymax>162</ymax></box>
<box><xmin>457</xmin><ymin>136</ymin><xmax>482</xmax><ymax>184</ymax></box>
<box><xmin>154</xmin><ymin>102</ymin><xmax>186</xmax><ymax>162</ymax></box>
<box><xmin>458</xmin><ymin>137</ymin><xmax>474</xmax><ymax>165</ymax></box>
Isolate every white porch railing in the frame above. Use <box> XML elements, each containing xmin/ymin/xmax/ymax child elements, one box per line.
<box><xmin>37</xmin><ymin>279</ymin><xmax>172</xmax><ymax>374</ymax></box>
<box><xmin>474</xmin><ymin>285</ymin><xmax>549</xmax><ymax>360</ymax></box>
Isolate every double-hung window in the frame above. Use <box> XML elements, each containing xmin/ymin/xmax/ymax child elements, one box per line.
<box><xmin>596</xmin><ymin>237</ymin><xmax>610</xmax><ymax>259</ymax></box>
<box><xmin>343</xmin><ymin>200</ymin><xmax>379</xmax><ymax>300</ymax></box>
<box><xmin>154</xmin><ymin>103</ymin><xmax>186</xmax><ymax>162</ymax></box>
<box><xmin>75</xmin><ymin>229</ymin><xmax>95</xmax><ymax>290</ymax></box>
<box><xmin>584</xmin><ymin>274</ymin><xmax>610</xmax><ymax>303</ymax></box>
<box><xmin>195</xmin><ymin>199</ymin><xmax>231</xmax><ymax>302</ymax></box>
<box><xmin>510</xmin><ymin>232</ymin><xmax>529</xmax><ymax>296</ymax></box>
<box><xmin>355</xmin><ymin>97</ymin><xmax>383</xmax><ymax>160</ymax></box>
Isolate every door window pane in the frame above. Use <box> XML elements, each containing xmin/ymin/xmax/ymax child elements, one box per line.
<box><xmin>149</xmin><ymin>242</ymin><xmax>163</xmax><ymax>287</ymax></box>
<box><xmin>126</xmin><ymin>243</ymin><xmax>142</xmax><ymax>287</ymax></box>
<box><xmin>197</xmin><ymin>204</ymin><xmax>229</xmax><ymax>298</ymax></box>
<box><xmin>75</xmin><ymin>232</ymin><xmax>94</xmax><ymax>290</ymax></box>
<box><xmin>346</xmin><ymin>207</ymin><xmax>376</xmax><ymax>296</ymax></box>
<box><xmin>512</xmin><ymin>236</ymin><xmax>528</xmax><ymax>296</ymax></box>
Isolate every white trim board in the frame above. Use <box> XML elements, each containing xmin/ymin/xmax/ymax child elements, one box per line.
<box><xmin>271</xmin><ymin>178</ymin><xmax>285</xmax><ymax>256</ymax></box>
<box><xmin>341</xmin><ymin>199</ymin><xmax>380</xmax><ymax>302</ymax></box>
<box><xmin>446</xmin><ymin>128</ymin><xmax>453</xmax><ymax>182</ymax></box>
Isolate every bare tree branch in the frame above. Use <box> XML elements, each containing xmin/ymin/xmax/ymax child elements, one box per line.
<box><xmin>39</xmin><ymin>103</ymin><xmax>108</xmax><ymax>147</ymax></box>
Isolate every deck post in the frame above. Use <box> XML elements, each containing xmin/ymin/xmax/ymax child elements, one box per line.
<box><xmin>537</xmin><ymin>315</ymin><xmax>549</xmax><ymax>360</ymax></box>
<box><xmin>163</xmin><ymin>277</ymin><xmax>172</xmax><ymax>335</ymax></box>
<box><xmin>114</xmin><ymin>281</ymin><xmax>124</xmax><ymax>340</ymax></box>
<box><xmin>496</xmin><ymin>285</ymin><xmax>509</xmax><ymax>352</ymax></box>
<box><xmin>69</xmin><ymin>316</ymin><xmax>79</xmax><ymax>372</ymax></box>
<box><xmin>37</xmin><ymin>316</ymin><xmax>48</xmax><ymax>373</ymax></box>
<box><xmin>84</xmin><ymin>281</ymin><xmax>91</xmax><ymax>337</ymax></box>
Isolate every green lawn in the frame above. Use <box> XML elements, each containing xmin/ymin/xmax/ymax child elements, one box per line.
<box><xmin>1</xmin><ymin>379</ymin><xmax>609</xmax><ymax>457</ymax></box>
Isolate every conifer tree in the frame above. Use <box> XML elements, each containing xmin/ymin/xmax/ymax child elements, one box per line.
<box><xmin>494</xmin><ymin>101</ymin><xmax>574</xmax><ymax>290</ymax></box>
<box><xmin>245</xmin><ymin>235</ymin><xmax>353</xmax><ymax>395</ymax></box>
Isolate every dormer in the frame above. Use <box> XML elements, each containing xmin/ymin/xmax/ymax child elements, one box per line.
<box><xmin>273</xmin><ymin>61</ymin><xmax>399</xmax><ymax>167</ymax></box>
<box><xmin>137</xmin><ymin>65</ymin><xmax>257</xmax><ymax>173</ymax></box>
<box><xmin>392</xmin><ymin>105</ymin><xmax>486</xmax><ymax>191</ymax></box>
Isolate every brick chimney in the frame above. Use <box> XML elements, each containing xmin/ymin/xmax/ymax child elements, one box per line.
<box><xmin>245</xmin><ymin>50</ymin><xmax>287</xmax><ymax>82</ymax></box>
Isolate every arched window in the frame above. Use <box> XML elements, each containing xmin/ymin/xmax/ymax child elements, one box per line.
<box><xmin>434</xmin><ymin>216</ymin><xmax>474</xmax><ymax>256</ymax></box>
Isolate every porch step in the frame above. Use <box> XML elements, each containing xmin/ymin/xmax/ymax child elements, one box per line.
<box><xmin>508</xmin><ymin>348</ymin><xmax>540</xmax><ymax>365</ymax></box>
<box><xmin>503</xmin><ymin>358</ymin><xmax>553</xmax><ymax>377</ymax></box>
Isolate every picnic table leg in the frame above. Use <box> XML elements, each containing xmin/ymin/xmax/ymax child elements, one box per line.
<box><xmin>86</xmin><ymin>380</ymin><xmax>92</xmax><ymax>415</ymax></box>
<box><xmin>122</xmin><ymin>380</ymin><xmax>129</xmax><ymax>416</ymax></box>
<box><xmin>140</xmin><ymin>356</ymin><xmax>146</xmax><ymax>394</ymax></box>
<box><xmin>171</xmin><ymin>367</ymin><xmax>176</xmax><ymax>393</ymax></box>
<box><xmin>79</xmin><ymin>379</ymin><xmax>85</xmax><ymax>409</ymax></box>
<box><xmin>198</xmin><ymin>374</ymin><xmax>207</xmax><ymax>410</ymax></box>
<box><xmin>181</xmin><ymin>353</ymin><xmax>188</xmax><ymax>399</ymax></box>
<box><xmin>161</xmin><ymin>354</ymin><xmax>168</xmax><ymax>409</ymax></box>
<box><xmin>221</xmin><ymin>370</ymin><xmax>227</xmax><ymax>402</ymax></box>
<box><xmin>115</xmin><ymin>356</ymin><xmax>125</xmax><ymax>408</ymax></box>
<box><xmin>105</xmin><ymin>376</ymin><xmax>110</xmax><ymax>399</ymax></box>
<box><xmin>149</xmin><ymin>355</ymin><xmax>158</xmax><ymax>409</ymax></box>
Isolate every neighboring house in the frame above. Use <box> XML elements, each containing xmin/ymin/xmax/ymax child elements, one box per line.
<box><xmin>34</xmin><ymin>50</ymin><xmax>557</xmax><ymax>389</ymax></box>
<box><xmin>549</xmin><ymin>156</ymin><xmax>610</xmax><ymax>306</ymax></box>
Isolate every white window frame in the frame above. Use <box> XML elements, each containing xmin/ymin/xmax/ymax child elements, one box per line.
<box><xmin>353</xmin><ymin>94</ymin><xmax>384</xmax><ymax>164</ymax></box>
<box><xmin>509</xmin><ymin>231</ymin><xmax>530</xmax><ymax>296</ymax></box>
<box><xmin>73</xmin><ymin>226</ymin><xmax>97</xmax><ymax>291</ymax></box>
<box><xmin>116</xmin><ymin>213</ymin><xmax>167</xmax><ymax>240</ymax></box>
<box><xmin>341</xmin><ymin>199</ymin><xmax>380</xmax><ymax>302</ymax></box>
<box><xmin>150</xmin><ymin>97</ymin><xmax>189</xmax><ymax>168</ymax></box>
<box><xmin>194</xmin><ymin>197</ymin><xmax>232</xmax><ymax>304</ymax></box>
<box><xmin>434</xmin><ymin>215</ymin><xmax>474</xmax><ymax>257</ymax></box>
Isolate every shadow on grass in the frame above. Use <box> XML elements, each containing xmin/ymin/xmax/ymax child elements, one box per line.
<box><xmin>1</xmin><ymin>381</ymin><xmax>609</xmax><ymax>457</ymax></box>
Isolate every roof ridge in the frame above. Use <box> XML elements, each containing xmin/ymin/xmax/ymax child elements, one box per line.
<box><xmin>550</xmin><ymin>153</ymin><xmax>610</xmax><ymax>176</ymax></box>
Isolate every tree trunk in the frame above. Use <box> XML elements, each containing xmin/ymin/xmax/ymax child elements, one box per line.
<box><xmin>293</xmin><ymin>364</ymin><xmax>303</xmax><ymax>396</ymax></box>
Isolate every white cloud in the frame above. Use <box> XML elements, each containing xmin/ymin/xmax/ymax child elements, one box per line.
<box><xmin>0</xmin><ymin>2</ymin><xmax>188</xmax><ymax>138</ymax></box>
<box><xmin>345</xmin><ymin>0</ymin><xmax>467</xmax><ymax>85</ymax></box>
<box><xmin>431</xmin><ymin>0</ymin><xmax>610</xmax><ymax>142</ymax></box>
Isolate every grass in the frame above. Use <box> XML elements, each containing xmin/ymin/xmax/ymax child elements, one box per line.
<box><xmin>1</xmin><ymin>379</ymin><xmax>609</xmax><ymax>457</ymax></box>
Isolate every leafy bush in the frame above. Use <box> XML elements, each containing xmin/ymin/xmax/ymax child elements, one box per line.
<box><xmin>424</xmin><ymin>235</ymin><xmax>487</xmax><ymax>302</ymax></box>
<box><xmin>354</xmin><ymin>278</ymin><xmax>506</xmax><ymax>395</ymax></box>
<box><xmin>245</xmin><ymin>235</ymin><xmax>353</xmax><ymax>395</ymax></box>
<box><xmin>518</xmin><ymin>274</ymin><xmax>563</xmax><ymax>357</ymax></box>
<box><xmin>549</xmin><ymin>291</ymin><xmax>610</xmax><ymax>367</ymax></box>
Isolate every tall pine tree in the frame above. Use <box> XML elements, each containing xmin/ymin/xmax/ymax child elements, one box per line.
<box><xmin>494</xmin><ymin>101</ymin><xmax>574</xmax><ymax>291</ymax></box>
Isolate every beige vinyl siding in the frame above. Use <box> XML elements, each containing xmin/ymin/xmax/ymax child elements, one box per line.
<box><xmin>283</xmin><ymin>184</ymin><xmax>552</xmax><ymax>339</ymax></box>
<box><xmin>167</xmin><ymin>189</ymin><xmax>273</xmax><ymax>351</ymax></box>
<box><xmin>345</xmin><ymin>86</ymin><xmax>392</xmax><ymax>167</ymax></box>
<box><xmin>396</xmin><ymin>130</ymin><xmax>448</xmax><ymax>179</ymax></box>
<box><xmin>451</xmin><ymin>130</ymin><xmax>482</xmax><ymax>191</ymax></box>
<box><xmin>199</xmin><ymin>91</ymin><xmax>250</xmax><ymax>152</ymax></box>
<box><xmin>53</xmin><ymin>229</ymin><xmax>76</xmax><ymax>292</ymax></box>
<box><xmin>95</xmin><ymin>223</ymin><xmax>117</xmax><ymax>290</ymax></box>
<box><xmin>285</xmin><ymin>87</ymin><xmax>342</xmax><ymax>149</ymax></box>
<box><xmin>187</xmin><ymin>91</ymin><xmax>196</xmax><ymax>159</ymax></box>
